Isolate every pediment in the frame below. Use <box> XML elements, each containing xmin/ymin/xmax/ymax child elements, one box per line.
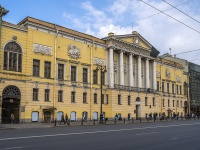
<box><xmin>114</xmin><ymin>32</ymin><xmax>152</xmax><ymax>50</ymax></box>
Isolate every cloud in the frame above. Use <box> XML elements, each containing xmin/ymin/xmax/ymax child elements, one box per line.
<box><xmin>62</xmin><ymin>0</ymin><xmax>200</xmax><ymax>64</ymax></box>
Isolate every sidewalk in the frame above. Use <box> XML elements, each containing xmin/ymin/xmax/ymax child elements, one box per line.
<box><xmin>0</xmin><ymin>118</ymin><xmax>198</xmax><ymax>130</ymax></box>
<box><xmin>0</xmin><ymin>122</ymin><xmax>54</xmax><ymax>129</ymax></box>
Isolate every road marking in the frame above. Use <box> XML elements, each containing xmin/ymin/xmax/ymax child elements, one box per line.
<box><xmin>170</xmin><ymin>135</ymin><xmax>192</xmax><ymax>140</ymax></box>
<box><xmin>0</xmin><ymin>123</ymin><xmax>199</xmax><ymax>141</ymax></box>
<box><xmin>136</xmin><ymin>132</ymin><xmax>158</xmax><ymax>136</ymax></box>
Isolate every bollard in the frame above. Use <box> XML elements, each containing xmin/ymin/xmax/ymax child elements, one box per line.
<box><xmin>140</xmin><ymin>117</ymin><xmax>142</xmax><ymax>122</ymax></box>
<box><xmin>115</xmin><ymin>118</ymin><xmax>116</xmax><ymax>124</ymax></box>
<box><xmin>105</xmin><ymin>119</ymin><xmax>107</xmax><ymax>124</ymax></box>
<box><xmin>132</xmin><ymin>118</ymin><xmax>134</xmax><ymax>123</ymax></box>
<box><xmin>124</xmin><ymin>118</ymin><xmax>125</xmax><ymax>124</ymax></box>
<box><xmin>93</xmin><ymin>119</ymin><xmax>95</xmax><ymax>125</ymax></box>
<box><xmin>55</xmin><ymin>119</ymin><xmax>57</xmax><ymax>126</ymax></box>
<box><xmin>81</xmin><ymin>119</ymin><xmax>83</xmax><ymax>125</ymax></box>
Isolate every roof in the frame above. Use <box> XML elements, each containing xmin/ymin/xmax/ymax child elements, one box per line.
<box><xmin>2</xmin><ymin>21</ymin><xmax>27</xmax><ymax>32</ymax></box>
<box><xmin>18</xmin><ymin>17</ymin><xmax>105</xmax><ymax>45</ymax></box>
<box><xmin>156</xmin><ymin>57</ymin><xmax>184</xmax><ymax>69</ymax></box>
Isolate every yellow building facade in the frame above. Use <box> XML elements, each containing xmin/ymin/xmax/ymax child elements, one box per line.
<box><xmin>0</xmin><ymin>16</ymin><xmax>161</xmax><ymax>123</ymax></box>
<box><xmin>156</xmin><ymin>58</ymin><xmax>189</xmax><ymax>117</ymax></box>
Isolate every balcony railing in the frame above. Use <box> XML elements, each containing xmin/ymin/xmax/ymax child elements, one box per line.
<box><xmin>113</xmin><ymin>84</ymin><xmax>157</xmax><ymax>93</ymax></box>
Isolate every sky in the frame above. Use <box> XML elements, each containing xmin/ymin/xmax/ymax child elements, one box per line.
<box><xmin>1</xmin><ymin>0</ymin><xmax>200</xmax><ymax>64</ymax></box>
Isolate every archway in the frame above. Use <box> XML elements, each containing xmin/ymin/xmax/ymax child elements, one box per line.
<box><xmin>2</xmin><ymin>85</ymin><xmax>21</xmax><ymax>123</ymax></box>
<box><xmin>136</xmin><ymin>97</ymin><xmax>141</xmax><ymax>120</ymax></box>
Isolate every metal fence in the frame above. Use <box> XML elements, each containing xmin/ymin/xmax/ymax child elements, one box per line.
<box><xmin>54</xmin><ymin>116</ymin><xmax>199</xmax><ymax>126</ymax></box>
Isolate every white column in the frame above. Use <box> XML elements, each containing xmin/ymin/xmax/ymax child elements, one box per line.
<box><xmin>129</xmin><ymin>53</ymin><xmax>133</xmax><ymax>87</ymax></box>
<box><xmin>109</xmin><ymin>48</ymin><xmax>114</xmax><ymax>88</ymax></box>
<box><xmin>145</xmin><ymin>58</ymin><xmax>150</xmax><ymax>88</ymax></box>
<box><xmin>137</xmin><ymin>56</ymin><xmax>142</xmax><ymax>88</ymax></box>
<box><xmin>119</xmin><ymin>50</ymin><xmax>124</xmax><ymax>86</ymax></box>
<box><xmin>153</xmin><ymin>60</ymin><xmax>157</xmax><ymax>90</ymax></box>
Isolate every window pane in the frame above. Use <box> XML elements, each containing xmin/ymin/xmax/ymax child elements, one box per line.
<box><xmin>44</xmin><ymin>61</ymin><xmax>51</xmax><ymax>78</ymax></box>
<box><xmin>33</xmin><ymin>59</ymin><xmax>40</xmax><ymax>76</ymax></box>
<box><xmin>71</xmin><ymin>66</ymin><xmax>76</xmax><ymax>81</ymax></box>
<box><xmin>58</xmin><ymin>64</ymin><xmax>64</xmax><ymax>80</ymax></box>
<box><xmin>83</xmin><ymin>68</ymin><xmax>88</xmax><ymax>83</ymax></box>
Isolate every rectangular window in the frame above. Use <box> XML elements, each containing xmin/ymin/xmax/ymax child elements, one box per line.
<box><xmin>44</xmin><ymin>61</ymin><xmax>51</xmax><ymax>78</ymax></box>
<box><xmin>177</xmin><ymin>100</ymin><xmax>179</xmax><ymax>107</ymax></box>
<box><xmin>173</xmin><ymin>100</ymin><xmax>175</xmax><ymax>107</ymax></box>
<box><xmin>71</xmin><ymin>66</ymin><xmax>77</xmax><ymax>82</ymax></box>
<box><xmin>105</xmin><ymin>94</ymin><xmax>108</xmax><ymax>104</ymax></box>
<box><xmin>93</xmin><ymin>70</ymin><xmax>98</xmax><ymax>84</ymax></box>
<box><xmin>94</xmin><ymin>93</ymin><xmax>97</xmax><ymax>104</ymax></box>
<box><xmin>172</xmin><ymin>84</ymin><xmax>174</xmax><ymax>94</ymax></box>
<box><xmin>44</xmin><ymin>89</ymin><xmax>50</xmax><ymax>101</ymax></box>
<box><xmin>176</xmin><ymin>85</ymin><xmax>179</xmax><ymax>94</ymax></box>
<box><xmin>118</xmin><ymin>95</ymin><xmax>121</xmax><ymax>105</ymax></box>
<box><xmin>167</xmin><ymin>83</ymin><xmax>169</xmax><ymax>93</ymax></box>
<box><xmin>180</xmin><ymin>85</ymin><xmax>182</xmax><ymax>94</ymax></box>
<box><xmin>162</xmin><ymin>82</ymin><xmax>164</xmax><ymax>92</ymax></box>
<box><xmin>83</xmin><ymin>93</ymin><xmax>87</xmax><ymax>103</ymax></box>
<box><xmin>145</xmin><ymin>97</ymin><xmax>148</xmax><ymax>106</ymax></box>
<box><xmin>168</xmin><ymin>99</ymin><xmax>170</xmax><ymax>107</ymax></box>
<box><xmin>83</xmin><ymin>68</ymin><xmax>88</xmax><ymax>83</ymax></box>
<box><xmin>33</xmin><ymin>88</ymin><xmax>38</xmax><ymax>101</ymax></box>
<box><xmin>128</xmin><ymin>95</ymin><xmax>131</xmax><ymax>105</ymax></box>
<box><xmin>33</xmin><ymin>59</ymin><xmax>40</xmax><ymax>76</ymax></box>
<box><xmin>153</xmin><ymin>98</ymin><xmax>155</xmax><ymax>106</ymax></box>
<box><xmin>163</xmin><ymin>99</ymin><xmax>165</xmax><ymax>107</ymax></box>
<box><xmin>157</xmin><ymin>81</ymin><xmax>159</xmax><ymax>91</ymax></box>
<box><xmin>181</xmin><ymin>101</ymin><xmax>182</xmax><ymax>107</ymax></box>
<box><xmin>58</xmin><ymin>90</ymin><xmax>63</xmax><ymax>102</ymax></box>
<box><xmin>58</xmin><ymin>64</ymin><xmax>64</xmax><ymax>80</ymax></box>
<box><xmin>71</xmin><ymin>92</ymin><xmax>76</xmax><ymax>102</ymax></box>
<box><xmin>102</xmin><ymin>94</ymin><xmax>104</xmax><ymax>104</ymax></box>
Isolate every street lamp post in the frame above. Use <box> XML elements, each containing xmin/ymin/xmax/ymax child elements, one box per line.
<box><xmin>96</xmin><ymin>65</ymin><xmax>106</xmax><ymax>124</ymax></box>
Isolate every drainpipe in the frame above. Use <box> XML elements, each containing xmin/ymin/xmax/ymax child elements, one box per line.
<box><xmin>0</xmin><ymin>6</ymin><xmax>8</xmax><ymax>124</ymax></box>
<box><xmin>90</xmin><ymin>40</ymin><xmax>94</xmax><ymax>120</ymax></box>
<box><xmin>54</xmin><ymin>24</ymin><xmax>59</xmax><ymax>121</ymax></box>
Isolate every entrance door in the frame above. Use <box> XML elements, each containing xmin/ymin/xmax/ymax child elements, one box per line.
<box><xmin>70</xmin><ymin>112</ymin><xmax>76</xmax><ymax>121</ymax></box>
<box><xmin>44</xmin><ymin>111</ymin><xmax>51</xmax><ymax>123</ymax></box>
<box><xmin>136</xmin><ymin>105</ymin><xmax>141</xmax><ymax>120</ymax></box>
<box><xmin>2</xmin><ymin>85</ymin><xmax>21</xmax><ymax>124</ymax></box>
<box><xmin>2</xmin><ymin>99</ymin><xmax>20</xmax><ymax>123</ymax></box>
<box><xmin>93</xmin><ymin>112</ymin><xmax>98</xmax><ymax>120</ymax></box>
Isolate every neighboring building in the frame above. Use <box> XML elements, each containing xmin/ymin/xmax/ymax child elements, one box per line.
<box><xmin>156</xmin><ymin>57</ymin><xmax>189</xmax><ymax>117</ymax></box>
<box><xmin>0</xmin><ymin>10</ymin><xmax>160</xmax><ymax>123</ymax></box>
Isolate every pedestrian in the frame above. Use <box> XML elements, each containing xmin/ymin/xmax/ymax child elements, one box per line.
<box><xmin>10</xmin><ymin>113</ymin><xmax>15</xmax><ymax>124</ymax></box>
<box><xmin>65</xmin><ymin>113</ymin><xmax>68</xmax><ymax>125</ymax></box>
<box><xmin>60</xmin><ymin>113</ymin><xmax>65</xmax><ymax>125</ymax></box>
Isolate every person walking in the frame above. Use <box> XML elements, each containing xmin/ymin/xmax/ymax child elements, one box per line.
<box><xmin>65</xmin><ymin>113</ymin><xmax>69</xmax><ymax>125</ymax></box>
<box><xmin>10</xmin><ymin>113</ymin><xmax>15</xmax><ymax>124</ymax></box>
<box><xmin>60</xmin><ymin>113</ymin><xmax>65</xmax><ymax>125</ymax></box>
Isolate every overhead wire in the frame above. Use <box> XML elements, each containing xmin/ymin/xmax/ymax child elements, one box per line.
<box><xmin>140</xmin><ymin>0</ymin><xmax>200</xmax><ymax>34</ymax></box>
<box><xmin>96</xmin><ymin>0</ymin><xmax>195</xmax><ymax>37</ymax></box>
<box><xmin>163</xmin><ymin>0</ymin><xmax>200</xmax><ymax>24</ymax></box>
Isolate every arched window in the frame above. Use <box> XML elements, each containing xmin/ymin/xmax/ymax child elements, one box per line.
<box><xmin>4</xmin><ymin>42</ymin><xmax>22</xmax><ymax>72</ymax></box>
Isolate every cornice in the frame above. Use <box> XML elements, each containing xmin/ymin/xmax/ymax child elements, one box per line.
<box><xmin>105</xmin><ymin>37</ymin><xmax>151</xmax><ymax>58</ymax></box>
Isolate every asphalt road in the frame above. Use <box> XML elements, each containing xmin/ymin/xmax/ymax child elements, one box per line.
<box><xmin>0</xmin><ymin>120</ymin><xmax>200</xmax><ymax>150</ymax></box>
